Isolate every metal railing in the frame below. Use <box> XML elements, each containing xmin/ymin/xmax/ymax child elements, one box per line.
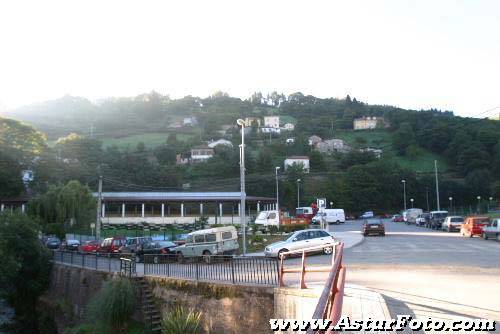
<box><xmin>278</xmin><ymin>243</ymin><xmax>338</xmax><ymax>289</ymax></box>
<box><xmin>143</xmin><ymin>254</ymin><xmax>279</xmax><ymax>286</ymax></box>
<box><xmin>52</xmin><ymin>250</ymin><xmax>130</xmax><ymax>273</ymax></box>
<box><xmin>308</xmin><ymin>243</ymin><xmax>345</xmax><ymax>334</ymax></box>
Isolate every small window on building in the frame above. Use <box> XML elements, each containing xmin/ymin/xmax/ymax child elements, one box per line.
<box><xmin>222</xmin><ymin>231</ymin><xmax>233</xmax><ymax>240</ymax></box>
<box><xmin>194</xmin><ymin>235</ymin><xmax>205</xmax><ymax>243</ymax></box>
<box><xmin>268</xmin><ymin>212</ymin><xmax>276</xmax><ymax>219</ymax></box>
<box><xmin>205</xmin><ymin>234</ymin><xmax>216</xmax><ymax>242</ymax></box>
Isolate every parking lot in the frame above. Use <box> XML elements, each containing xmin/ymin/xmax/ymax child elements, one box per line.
<box><xmin>293</xmin><ymin>219</ymin><xmax>500</xmax><ymax>322</ymax></box>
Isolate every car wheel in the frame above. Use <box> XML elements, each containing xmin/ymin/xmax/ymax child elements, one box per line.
<box><xmin>278</xmin><ymin>249</ymin><xmax>288</xmax><ymax>259</ymax></box>
<box><xmin>336</xmin><ymin>220</ymin><xmax>340</xmax><ymax>225</ymax></box>
<box><xmin>483</xmin><ymin>233</ymin><xmax>488</xmax><ymax>240</ymax></box>
<box><xmin>497</xmin><ymin>234</ymin><xmax>500</xmax><ymax>242</ymax></box>
<box><xmin>380</xmin><ymin>232</ymin><xmax>385</xmax><ymax>236</ymax></box>
<box><xmin>202</xmin><ymin>250</ymin><xmax>212</xmax><ymax>264</ymax></box>
<box><xmin>135</xmin><ymin>254</ymin><xmax>141</xmax><ymax>263</ymax></box>
<box><xmin>363</xmin><ymin>233</ymin><xmax>368</xmax><ymax>237</ymax></box>
<box><xmin>469</xmin><ymin>232</ymin><xmax>473</xmax><ymax>238</ymax></box>
<box><xmin>323</xmin><ymin>246</ymin><xmax>333</xmax><ymax>255</ymax></box>
<box><xmin>447</xmin><ymin>226</ymin><xmax>451</xmax><ymax>233</ymax></box>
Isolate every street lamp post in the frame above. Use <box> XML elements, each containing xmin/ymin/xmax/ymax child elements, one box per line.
<box><xmin>275</xmin><ymin>167</ymin><xmax>280</xmax><ymax>212</ymax></box>
<box><xmin>297</xmin><ymin>179</ymin><xmax>301</xmax><ymax>208</ymax></box>
<box><xmin>449</xmin><ymin>197</ymin><xmax>453</xmax><ymax>214</ymax></box>
<box><xmin>477</xmin><ymin>196</ymin><xmax>481</xmax><ymax>214</ymax></box>
<box><xmin>488</xmin><ymin>197</ymin><xmax>493</xmax><ymax>213</ymax></box>
<box><xmin>237</xmin><ymin>119</ymin><xmax>247</xmax><ymax>255</ymax></box>
<box><xmin>410</xmin><ymin>198</ymin><xmax>414</xmax><ymax>208</ymax></box>
<box><xmin>330</xmin><ymin>201</ymin><xmax>333</xmax><ymax>209</ymax></box>
<box><xmin>401</xmin><ymin>180</ymin><xmax>407</xmax><ymax>211</ymax></box>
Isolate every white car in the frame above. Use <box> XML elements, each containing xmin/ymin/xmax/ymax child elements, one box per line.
<box><xmin>441</xmin><ymin>216</ymin><xmax>464</xmax><ymax>232</ymax></box>
<box><xmin>264</xmin><ymin>229</ymin><xmax>335</xmax><ymax>257</ymax></box>
<box><xmin>482</xmin><ymin>218</ymin><xmax>500</xmax><ymax>241</ymax></box>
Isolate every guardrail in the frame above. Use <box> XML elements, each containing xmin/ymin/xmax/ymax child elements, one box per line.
<box><xmin>308</xmin><ymin>243</ymin><xmax>345</xmax><ymax>334</ymax></box>
<box><xmin>143</xmin><ymin>254</ymin><xmax>279</xmax><ymax>286</ymax></box>
<box><xmin>278</xmin><ymin>243</ymin><xmax>339</xmax><ymax>289</ymax></box>
<box><xmin>52</xmin><ymin>250</ymin><xmax>131</xmax><ymax>273</ymax></box>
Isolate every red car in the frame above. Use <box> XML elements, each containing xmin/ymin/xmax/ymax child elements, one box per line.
<box><xmin>392</xmin><ymin>214</ymin><xmax>404</xmax><ymax>222</ymax></box>
<box><xmin>99</xmin><ymin>236</ymin><xmax>126</xmax><ymax>253</ymax></box>
<box><xmin>461</xmin><ymin>216</ymin><xmax>490</xmax><ymax>238</ymax></box>
<box><xmin>79</xmin><ymin>240</ymin><xmax>100</xmax><ymax>253</ymax></box>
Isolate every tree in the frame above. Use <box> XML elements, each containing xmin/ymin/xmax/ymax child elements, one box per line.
<box><xmin>0</xmin><ymin>150</ymin><xmax>24</xmax><ymax>197</ymax></box>
<box><xmin>28</xmin><ymin>180</ymin><xmax>96</xmax><ymax>236</ymax></box>
<box><xmin>393</xmin><ymin>122</ymin><xmax>416</xmax><ymax>156</ymax></box>
<box><xmin>0</xmin><ymin>213</ymin><xmax>52</xmax><ymax>333</ymax></box>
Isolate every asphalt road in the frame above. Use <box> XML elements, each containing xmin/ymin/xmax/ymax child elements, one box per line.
<box><xmin>322</xmin><ymin>219</ymin><xmax>500</xmax><ymax>322</ymax></box>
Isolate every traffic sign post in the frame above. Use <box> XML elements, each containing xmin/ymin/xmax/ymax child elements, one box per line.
<box><xmin>317</xmin><ymin>198</ymin><xmax>327</xmax><ymax>230</ymax></box>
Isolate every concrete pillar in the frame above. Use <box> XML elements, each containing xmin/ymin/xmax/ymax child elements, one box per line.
<box><xmin>21</xmin><ymin>204</ymin><xmax>25</xmax><ymax>213</ymax></box>
<box><xmin>238</xmin><ymin>203</ymin><xmax>241</xmax><ymax>216</ymax></box>
<box><xmin>219</xmin><ymin>203</ymin><xmax>223</xmax><ymax>217</ymax></box>
<box><xmin>122</xmin><ymin>203</ymin><xmax>125</xmax><ymax>218</ymax></box>
<box><xmin>181</xmin><ymin>202</ymin><xmax>184</xmax><ymax>217</ymax></box>
<box><xmin>101</xmin><ymin>203</ymin><xmax>106</xmax><ymax>217</ymax></box>
<box><xmin>141</xmin><ymin>203</ymin><xmax>145</xmax><ymax>218</ymax></box>
<box><xmin>200</xmin><ymin>203</ymin><xmax>204</xmax><ymax>216</ymax></box>
<box><xmin>161</xmin><ymin>203</ymin><xmax>165</xmax><ymax>217</ymax></box>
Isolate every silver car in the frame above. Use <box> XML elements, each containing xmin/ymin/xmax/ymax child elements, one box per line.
<box><xmin>264</xmin><ymin>229</ymin><xmax>335</xmax><ymax>257</ymax></box>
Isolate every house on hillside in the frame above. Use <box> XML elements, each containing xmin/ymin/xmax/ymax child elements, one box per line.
<box><xmin>284</xmin><ymin>156</ymin><xmax>310</xmax><ymax>173</ymax></box>
<box><xmin>282</xmin><ymin>123</ymin><xmax>295</xmax><ymax>131</ymax></box>
<box><xmin>176</xmin><ymin>154</ymin><xmax>190</xmax><ymax>165</ymax></box>
<box><xmin>264</xmin><ymin>116</ymin><xmax>280</xmax><ymax>128</ymax></box>
<box><xmin>261</xmin><ymin>127</ymin><xmax>281</xmax><ymax>134</ymax></box>
<box><xmin>308</xmin><ymin>135</ymin><xmax>323</xmax><ymax>146</ymax></box>
<box><xmin>353</xmin><ymin>116</ymin><xmax>384</xmax><ymax>130</ymax></box>
<box><xmin>315</xmin><ymin>139</ymin><xmax>351</xmax><ymax>154</ymax></box>
<box><xmin>190</xmin><ymin>146</ymin><xmax>215</xmax><ymax>163</ymax></box>
<box><xmin>208</xmin><ymin>139</ymin><xmax>233</xmax><ymax>149</ymax></box>
<box><xmin>243</xmin><ymin>117</ymin><xmax>261</xmax><ymax>127</ymax></box>
<box><xmin>360</xmin><ymin>147</ymin><xmax>383</xmax><ymax>158</ymax></box>
<box><xmin>286</xmin><ymin>138</ymin><xmax>295</xmax><ymax>145</ymax></box>
<box><xmin>183</xmin><ymin>117</ymin><xmax>198</xmax><ymax>127</ymax></box>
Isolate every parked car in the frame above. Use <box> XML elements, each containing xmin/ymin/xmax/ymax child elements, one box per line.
<box><xmin>173</xmin><ymin>226</ymin><xmax>239</xmax><ymax>260</ymax></box>
<box><xmin>79</xmin><ymin>240</ymin><xmax>100</xmax><ymax>253</ymax></box>
<box><xmin>45</xmin><ymin>237</ymin><xmax>61</xmax><ymax>249</ymax></box>
<box><xmin>134</xmin><ymin>240</ymin><xmax>177</xmax><ymax>263</ymax></box>
<box><xmin>428</xmin><ymin>211</ymin><xmax>448</xmax><ymax>229</ymax></box>
<box><xmin>415</xmin><ymin>213</ymin><xmax>430</xmax><ymax>227</ymax></box>
<box><xmin>264</xmin><ymin>229</ymin><xmax>335</xmax><ymax>257</ymax></box>
<box><xmin>460</xmin><ymin>216</ymin><xmax>491</xmax><ymax>238</ymax></box>
<box><xmin>119</xmin><ymin>236</ymin><xmax>153</xmax><ymax>254</ymax></box>
<box><xmin>405</xmin><ymin>208</ymin><xmax>423</xmax><ymax>225</ymax></box>
<box><xmin>362</xmin><ymin>219</ymin><xmax>385</xmax><ymax>236</ymax></box>
<box><xmin>482</xmin><ymin>218</ymin><xmax>500</xmax><ymax>240</ymax></box>
<box><xmin>345</xmin><ymin>214</ymin><xmax>356</xmax><ymax>221</ymax></box>
<box><xmin>311</xmin><ymin>209</ymin><xmax>345</xmax><ymax>225</ymax></box>
<box><xmin>441</xmin><ymin>216</ymin><xmax>464</xmax><ymax>232</ymax></box>
<box><xmin>99</xmin><ymin>236</ymin><xmax>126</xmax><ymax>253</ymax></box>
<box><xmin>392</xmin><ymin>214</ymin><xmax>404</xmax><ymax>222</ymax></box>
<box><xmin>63</xmin><ymin>239</ymin><xmax>80</xmax><ymax>251</ymax></box>
<box><xmin>359</xmin><ymin>211</ymin><xmax>374</xmax><ymax>219</ymax></box>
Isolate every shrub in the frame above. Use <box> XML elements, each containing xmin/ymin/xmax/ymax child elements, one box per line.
<box><xmin>250</xmin><ymin>235</ymin><xmax>264</xmax><ymax>245</ymax></box>
<box><xmin>86</xmin><ymin>278</ymin><xmax>136</xmax><ymax>333</ymax></box>
<box><xmin>161</xmin><ymin>306</ymin><xmax>202</xmax><ymax>334</ymax></box>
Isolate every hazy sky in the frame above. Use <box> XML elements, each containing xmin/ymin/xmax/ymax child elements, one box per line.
<box><xmin>1</xmin><ymin>0</ymin><xmax>499</xmax><ymax>117</ymax></box>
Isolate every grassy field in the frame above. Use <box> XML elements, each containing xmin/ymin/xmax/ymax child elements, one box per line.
<box><xmin>335</xmin><ymin>129</ymin><xmax>450</xmax><ymax>172</ymax></box>
<box><xmin>100</xmin><ymin>132</ymin><xmax>195</xmax><ymax>149</ymax></box>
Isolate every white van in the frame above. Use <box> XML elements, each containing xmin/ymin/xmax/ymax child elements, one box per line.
<box><xmin>311</xmin><ymin>209</ymin><xmax>345</xmax><ymax>225</ymax></box>
<box><xmin>405</xmin><ymin>208</ymin><xmax>423</xmax><ymax>224</ymax></box>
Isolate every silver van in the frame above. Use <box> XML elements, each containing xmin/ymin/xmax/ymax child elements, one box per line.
<box><xmin>173</xmin><ymin>226</ymin><xmax>239</xmax><ymax>260</ymax></box>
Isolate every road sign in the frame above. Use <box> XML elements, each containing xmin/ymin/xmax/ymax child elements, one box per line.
<box><xmin>317</xmin><ymin>198</ymin><xmax>327</xmax><ymax>209</ymax></box>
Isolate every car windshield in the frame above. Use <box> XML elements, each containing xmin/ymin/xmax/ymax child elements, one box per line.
<box><xmin>450</xmin><ymin>217</ymin><xmax>463</xmax><ymax>222</ymax></box>
<box><xmin>257</xmin><ymin>212</ymin><xmax>268</xmax><ymax>220</ymax></box>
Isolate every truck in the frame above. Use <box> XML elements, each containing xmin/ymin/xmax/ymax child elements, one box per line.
<box><xmin>254</xmin><ymin>210</ymin><xmax>310</xmax><ymax>227</ymax></box>
<box><xmin>295</xmin><ymin>206</ymin><xmax>317</xmax><ymax>219</ymax></box>
<box><xmin>405</xmin><ymin>208</ymin><xmax>423</xmax><ymax>225</ymax></box>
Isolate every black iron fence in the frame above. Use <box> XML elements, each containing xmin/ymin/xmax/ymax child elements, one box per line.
<box><xmin>52</xmin><ymin>250</ymin><xmax>131</xmax><ymax>274</ymax></box>
<box><xmin>143</xmin><ymin>254</ymin><xmax>279</xmax><ymax>286</ymax></box>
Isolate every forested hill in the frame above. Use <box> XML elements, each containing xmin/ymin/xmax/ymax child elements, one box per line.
<box><xmin>1</xmin><ymin>91</ymin><xmax>499</xmax><ymax>213</ymax></box>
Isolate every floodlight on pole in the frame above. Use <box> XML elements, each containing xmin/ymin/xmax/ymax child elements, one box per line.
<box><xmin>237</xmin><ymin>119</ymin><xmax>247</xmax><ymax>255</ymax></box>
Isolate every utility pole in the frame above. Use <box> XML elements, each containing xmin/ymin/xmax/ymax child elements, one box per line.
<box><xmin>401</xmin><ymin>180</ymin><xmax>407</xmax><ymax>211</ymax></box>
<box><xmin>96</xmin><ymin>175</ymin><xmax>103</xmax><ymax>240</ymax></box>
<box><xmin>297</xmin><ymin>179</ymin><xmax>301</xmax><ymax>208</ymax></box>
<box><xmin>237</xmin><ymin>119</ymin><xmax>247</xmax><ymax>255</ymax></box>
<box><xmin>426</xmin><ymin>187</ymin><xmax>430</xmax><ymax>212</ymax></box>
<box><xmin>275</xmin><ymin>167</ymin><xmax>280</xmax><ymax>212</ymax></box>
<box><xmin>434</xmin><ymin>160</ymin><xmax>440</xmax><ymax>211</ymax></box>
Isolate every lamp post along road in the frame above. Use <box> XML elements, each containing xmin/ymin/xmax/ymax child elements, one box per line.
<box><xmin>410</xmin><ymin>198</ymin><xmax>414</xmax><ymax>209</ymax></box>
<box><xmin>237</xmin><ymin>119</ymin><xmax>247</xmax><ymax>255</ymax></box>
<box><xmin>477</xmin><ymin>196</ymin><xmax>481</xmax><ymax>214</ymax></box>
<box><xmin>296</xmin><ymin>179</ymin><xmax>301</xmax><ymax>208</ymax></box>
<box><xmin>449</xmin><ymin>197</ymin><xmax>453</xmax><ymax>214</ymax></box>
<box><xmin>402</xmin><ymin>180</ymin><xmax>407</xmax><ymax>211</ymax></box>
<box><xmin>275</xmin><ymin>167</ymin><xmax>280</xmax><ymax>212</ymax></box>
